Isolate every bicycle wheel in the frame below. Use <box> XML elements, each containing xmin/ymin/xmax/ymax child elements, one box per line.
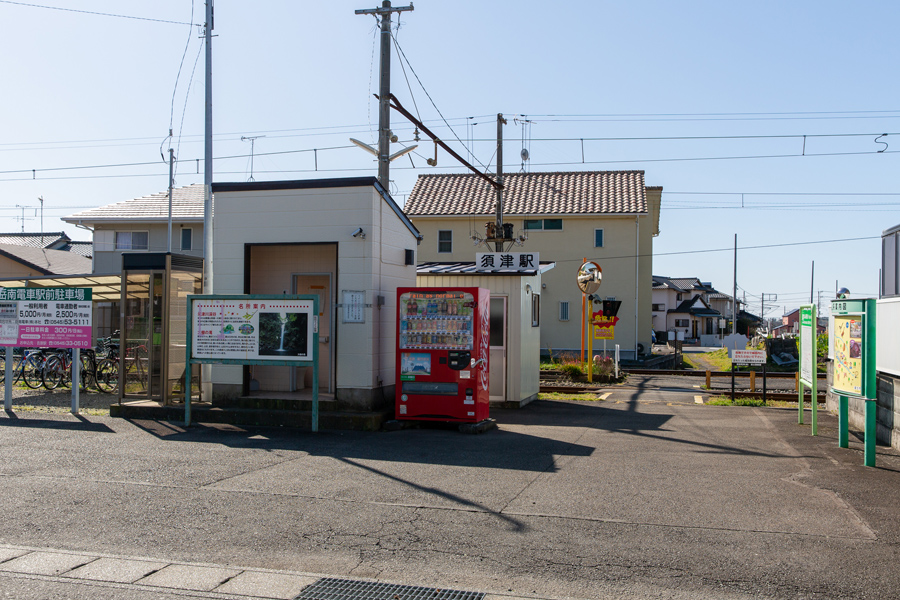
<box><xmin>22</xmin><ymin>356</ymin><xmax>46</xmax><ymax>389</ymax></box>
<box><xmin>42</xmin><ymin>355</ymin><xmax>66</xmax><ymax>390</ymax></box>
<box><xmin>95</xmin><ymin>358</ymin><xmax>119</xmax><ymax>393</ymax></box>
<box><xmin>79</xmin><ymin>354</ymin><xmax>96</xmax><ymax>391</ymax></box>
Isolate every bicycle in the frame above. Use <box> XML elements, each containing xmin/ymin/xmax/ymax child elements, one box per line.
<box><xmin>19</xmin><ymin>348</ymin><xmax>52</xmax><ymax>390</ymax></box>
<box><xmin>42</xmin><ymin>348</ymin><xmax>99</xmax><ymax>392</ymax></box>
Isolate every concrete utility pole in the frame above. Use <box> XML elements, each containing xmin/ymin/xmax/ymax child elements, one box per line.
<box><xmin>356</xmin><ymin>1</ymin><xmax>414</xmax><ymax>190</ymax></box>
<box><xmin>167</xmin><ymin>147</ymin><xmax>175</xmax><ymax>253</ymax></box>
<box><xmin>203</xmin><ymin>0</ymin><xmax>214</xmax><ymax>294</ymax></box>
<box><xmin>495</xmin><ymin>113</ymin><xmax>507</xmax><ymax>252</ymax></box>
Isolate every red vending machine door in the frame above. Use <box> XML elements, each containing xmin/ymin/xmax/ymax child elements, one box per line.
<box><xmin>396</xmin><ymin>288</ymin><xmax>490</xmax><ymax>422</ymax></box>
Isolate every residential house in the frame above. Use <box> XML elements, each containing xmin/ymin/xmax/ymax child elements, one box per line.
<box><xmin>0</xmin><ymin>243</ymin><xmax>91</xmax><ymax>278</ymax></box>
<box><xmin>0</xmin><ymin>232</ymin><xmax>92</xmax><ymax>258</ymax></box>
<box><xmin>63</xmin><ymin>184</ymin><xmax>205</xmax><ymax>273</ymax></box>
<box><xmin>404</xmin><ymin>171</ymin><xmax>661</xmax><ymax>359</ymax></box>
<box><xmin>652</xmin><ymin>276</ymin><xmax>738</xmax><ymax>344</ymax></box>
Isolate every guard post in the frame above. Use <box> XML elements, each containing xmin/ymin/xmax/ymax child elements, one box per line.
<box><xmin>829</xmin><ymin>298</ymin><xmax>877</xmax><ymax>466</ymax></box>
<box><xmin>185</xmin><ymin>294</ymin><xmax>319</xmax><ymax>431</ymax></box>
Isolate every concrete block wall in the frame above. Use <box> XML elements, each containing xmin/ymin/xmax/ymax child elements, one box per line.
<box><xmin>826</xmin><ymin>363</ymin><xmax>900</xmax><ymax>452</ymax></box>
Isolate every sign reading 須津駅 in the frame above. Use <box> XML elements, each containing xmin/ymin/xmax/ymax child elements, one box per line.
<box><xmin>190</xmin><ymin>297</ymin><xmax>316</xmax><ymax>361</ymax></box>
<box><xmin>476</xmin><ymin>252</ymin><xmax>539</xmax><ymax>272</ymax></box>
<box><xmin>0</xmin><ymin>287</ymin><xmax>93</xmax><ymax>348</ymax></box>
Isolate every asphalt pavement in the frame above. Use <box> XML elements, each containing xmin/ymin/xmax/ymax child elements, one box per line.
<box><xmin>1</xmin><ymin>384</ymin><xmax>899</xmax><ymax>600</ymax></box>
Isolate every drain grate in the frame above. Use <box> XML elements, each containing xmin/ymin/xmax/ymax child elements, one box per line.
<box><xmin>294</xmin><ymin>577</ymin><xmax>485</xmax><ymax>600</ymax></box>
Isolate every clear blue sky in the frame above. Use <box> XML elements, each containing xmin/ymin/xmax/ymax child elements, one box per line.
<box><xmin>0</xmin><ymin>1</ymin><xmax>897</xmax><ymax>320</ymax></box>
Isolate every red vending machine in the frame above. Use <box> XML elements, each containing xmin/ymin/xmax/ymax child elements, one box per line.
<box><xmin>396</xmin><ymin>287</ymin><xmax>490</xmax><ymax>422</ymax></box>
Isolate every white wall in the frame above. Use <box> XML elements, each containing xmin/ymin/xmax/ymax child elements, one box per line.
<box><xmin>92</xmin><ymin>222</ymin><xmax>204</xmax><ymax>273</ymax></box>
<box><xmin>211</xmin><ymin>185</ymin><xmax>418</xmax><ymax>397</ymax></box>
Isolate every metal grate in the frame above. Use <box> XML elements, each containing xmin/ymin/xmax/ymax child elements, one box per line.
<box><xmin>295</xmin><ymin>577</ymin><xmax>485</xmax><ymax>600</ymax></box>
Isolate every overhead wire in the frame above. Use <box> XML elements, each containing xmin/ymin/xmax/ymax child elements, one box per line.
<box><xmin>0</xmin><ymin>0</ymin><xmax>194</xmax><ymax>25</ymax></box>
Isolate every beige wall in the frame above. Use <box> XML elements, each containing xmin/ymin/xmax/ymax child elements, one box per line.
<box><xmin>416</xmin><ymin>273</ymin><xmax>542</xmax><ymax>405</ymax></box>
<box><xmin>210</xmin><ymin>185</ymin><xmax>418</xmax><ymax>404</ymax></box>
<box><xmin>413</xmin><ymin>212</ymin><xmax>655</xmax><ymax>358</ymax></box>
<box><xmin>91</xmin><ymin>222</ymin><xmax>204</xmax><ymax>273</ymax></box>
<box><xmin>0</xmin><ymin>255</ymin><xmax>45</xmax><ymax>278</ymax></box>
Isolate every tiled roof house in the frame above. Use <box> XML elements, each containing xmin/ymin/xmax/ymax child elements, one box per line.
<box><xmin>63</xmin><ymin>184</ymin><xmax>205</xmax><ymax>273</ymax></box>
<box><xmin>405</xmin><ymin>170</ymin><xmax>661</xmax><ymax>358</ymax></box>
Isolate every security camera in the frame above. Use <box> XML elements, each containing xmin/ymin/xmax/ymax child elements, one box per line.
<box><xmin>352</xmin><ymin>227</ymin><xmax>365</xmax><ymax>239</ymax></box>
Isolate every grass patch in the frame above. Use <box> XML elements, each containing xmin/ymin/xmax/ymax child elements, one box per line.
<box><xmin>707</xmin><ymin>395</ymin><xmax>766</xmax><ymax>407</ymax></box>
<box><xmin>538</xmin><ymin>392</ymin><xmax>606</xmax><ymax>402</ymax></box>
<box><xmin>682</xmin><ymin>348</ymin><xmax>732</xmax><ymax>371</ymax></box>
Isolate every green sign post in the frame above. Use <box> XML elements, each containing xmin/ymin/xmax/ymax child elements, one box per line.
<box><xmin>830</xmin><ymin>298</ymin><xmax>877</xmax><ymax>466</ymax></box>
<box><xmin>185</xmin><ymin>294</ymin><xmax>320</xmax><ymax>431</ymax></box>
<box><xmin>798</xmin><ymin>305</ymin><xmax>818</xmax><ymax>435</ymax></box>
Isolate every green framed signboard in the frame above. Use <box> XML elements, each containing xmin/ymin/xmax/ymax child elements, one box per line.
<box><xmin>830</xmin><ymin>299</ymin><xmax>876</xmax><ymax>399</ymax></box>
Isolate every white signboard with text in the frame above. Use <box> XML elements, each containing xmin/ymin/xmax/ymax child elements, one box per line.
<box><xmin>731</xmin><ymin>349</ymin><xmax>767</xmax><ymax>365</ymax></box>
<box><xmin>191</xmin><ymin>298</ymin><xmax>316</xmax><ymax>361</ymax></box>
<box><xmin>475</xmin><ymin>252</ymin><xmax>539</xmax><ymax>272</ymax></box>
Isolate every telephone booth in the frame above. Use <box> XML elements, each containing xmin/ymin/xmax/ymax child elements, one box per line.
<box><xmin>120</xmin><ymin>253</ymin><xmax>203</xmax><ymax>405</ymax></box>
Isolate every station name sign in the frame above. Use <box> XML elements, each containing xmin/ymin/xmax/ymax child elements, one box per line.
<box><xmin>475</xmin><ymin>252</ymin><xmax>539</xmax><ymax>272</ymax></box>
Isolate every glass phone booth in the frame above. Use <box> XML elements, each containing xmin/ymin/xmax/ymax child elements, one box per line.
<box><xmin>120</xmin><ymin>253</ymin><xmax>203</xmax><ymax>405</ymax></box>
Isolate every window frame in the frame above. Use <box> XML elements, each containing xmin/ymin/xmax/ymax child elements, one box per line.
<box><xmin>532</xmin><ymin>294</ymin><xmax>540</xmax><ymax>327</ymax></box>
<box><xmin>180</xmin><ymin>227</ymin><xmax>193</xmax><ymax>251</ymax></box>
<box><xmin>115</xmin><ymin>230</ymin><xmax>149</xmax><ymax>251</ymax></box>
<box><xmin>437</xmin><ymin>229</ymin><xmax>453</xmax><ymax>254</ymax></box>
<box><xmin>559</xmin><ymin>300</ymin><xmax>569</xmax><ymax>322</ymax></box>
<box><xmin>594</xmin><ymin>228</ymin><xmax>604</xmax><ymax>248</ymax></box>
<box><xmin>524</xmin><ymin>219</ymin><xmax>564</xmax><ymax>231</ymax></box>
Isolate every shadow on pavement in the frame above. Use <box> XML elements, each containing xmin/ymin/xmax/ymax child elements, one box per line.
<box><xmin>0</xmin><ymin>411</ymin><xmax>115</xmax><ymax>433</ymax></box>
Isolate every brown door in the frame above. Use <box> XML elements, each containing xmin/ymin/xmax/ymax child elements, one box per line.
<box><xmin>293</xmin><ymin>274</ymin><xmax>332</xmax><ymax>393</ymax></box>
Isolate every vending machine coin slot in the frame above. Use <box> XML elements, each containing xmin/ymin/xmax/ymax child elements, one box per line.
<box><xmin>447</xmin><ymin>350</ymin><xmax>471</xmax><ymax>370</ymax></box>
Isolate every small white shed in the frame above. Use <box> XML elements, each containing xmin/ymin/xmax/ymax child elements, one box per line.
<box><xmin>416</xmin><ymin>261</ymin><xmax>555</xmax><ymax>408</ymax></box>
<box><xmin>210</xmin><ymin>177</ymin><xmax>421</xmax><ymax>411</ymax></box>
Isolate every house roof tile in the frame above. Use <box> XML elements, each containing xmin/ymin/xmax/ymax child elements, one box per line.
<box><xmin>63</xmin><ymin>184</ymin><xmax>205</xmax><ymax>223</ymax></box>
<box><xmin>404</xmin><ymin>171</ymin><xmax>648</xmax><ymax>216</ymax></box>
<box><xmin>0</xmin><ymin>243</ymin><xmax>92</xmax><ymax>275</ymax></box>
<box><xmin>0</xmin><ymin>232</ymin><xmax>70</xmax><ymax>249</ymax></box>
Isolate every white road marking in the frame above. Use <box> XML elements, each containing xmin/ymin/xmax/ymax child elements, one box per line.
<box><xmin>694</xmin><ymin>395</ymin><xmax>704</xmax><ymax>404</ymax></box>
<box><xmin>599</xmin><ymin>392</ymin><xmax>611</xmax><ymax>400</ymax></box>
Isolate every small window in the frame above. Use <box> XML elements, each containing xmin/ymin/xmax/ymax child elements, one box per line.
<box><xmin>438</xmin><ymin>230</ymin><xmax>452</xmax><ymax>253</ymax></box>
<box><xmin>676</xmin><ymin>293</ymin><xmax>683</xmax><ymax>301</ymax></box>
<box><xmin>532</xmin><ymin>294</ymin><xmax>540</xmax><ymax>327</ymax></box>
<box><xmin>524</xmin><ymin>219</ymin><xmax>562</xmax><ymax>231</ymax></box>
<box><xmin>675</xmin><ymin>319</ymin><xmax>689</xmax><ymax>327</ymax></box>
<box><xmin>652</xmin><ymin>304</ymin><xmax>665</xmax><ymax>311</ymax></box>
<box><xmin>559</xmin><ymin>301</ymin><xmax>569</xmax><ymax>321</ymax></box>
<box><xmin>594</xmin><ymin>229</ymin><xmax>604</xmax><ymax>248</ymax></box>
<box><xmin>181</xmin><ymin>228</ymin><xmax>192</xmax><ymax>251</ymax></box>
<box><xmin>543</xmin><ymin>219</ymin><xmax>562</xmax><ymax>230</ymax></box>
<box><xmin>115</xmin><ymin>231</ymin><xmax>149</xmax><ymax>251</ymax></box>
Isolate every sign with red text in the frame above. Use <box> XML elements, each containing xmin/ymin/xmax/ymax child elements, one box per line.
<box><xmin>0</xmin><ymin>287</ymin><xmax>92</xmax><ymax>348</ymax></box>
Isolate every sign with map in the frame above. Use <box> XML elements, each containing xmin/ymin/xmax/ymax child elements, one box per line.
<box><xmin>832</xmin><ymin>315</ymin><xmax>864</xmax><ymax>396</ymax></box>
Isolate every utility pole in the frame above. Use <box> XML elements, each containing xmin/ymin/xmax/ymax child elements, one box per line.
<box><xmin>203</xmin><ymin>0</ymin><xmax>214</xmax><ymax>294</ymax></box>
<box><xmin>38</xmin><ymin>196</ymin><xmax>44</xmax><ymax>244</ymax></box>
<box><xmin>495</xmin><ymin>113</ymin><xmax>507</xmax><ymax>252</ymax></box>
<box><xmin>761</xmin><ymin>293</ymin><xmax>777</xmax><ymax>335</ymax></box>
<box><xmin>356</xmin><ymin>1</ymin><xmax>414</xmax><ymax>190</ymax></box>
<box><xmin>167</xmin><ymin>146</ymin><xmax>175</xmax><ymax>253</ymax></box>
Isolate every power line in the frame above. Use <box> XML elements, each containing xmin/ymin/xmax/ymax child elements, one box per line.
<box><xmin>0</xmin><ymin>0</ymin><xmax>194</xmax><ymax>25</ymax></box>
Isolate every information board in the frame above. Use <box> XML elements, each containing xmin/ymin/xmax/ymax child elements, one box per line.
<box><xmin>799</xmin><ymin>305</ymin><xmax>815</xmax><ymax>385</ymax></box>
<box><xmin>0</xmin><ymin>287</ymin><xmax>92</xmax><ymax>348</ymax></box>
<box><xmin>732</xmin><ymin>349</ymin><xmax>767</xmax><ymax>365</ymax></box>
<box><xmin>832</xmin><ymin>314</ymin><xmax>864</xmax><ymax>395</ymax></box>
<box><xmin>191</xmin><ymin>297</ymin><xmax>316</xmax><ymax>361</ymax></box>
